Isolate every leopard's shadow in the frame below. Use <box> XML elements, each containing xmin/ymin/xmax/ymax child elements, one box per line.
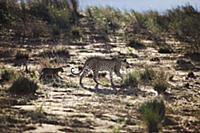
<box><xmin>83</xmin><ymin>85</ymin><xmax>138</xmax><ymax>96</ymax></box>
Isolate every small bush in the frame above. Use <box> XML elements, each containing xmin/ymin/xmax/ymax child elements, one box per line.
<box><xmin>15</xmin><ymin>51</ymin><xmax>29</xmax><ymax>60</ymax></box>
<box><xmin>1</xmin><ymin>69</ymin><xmax>17</xmax><ymax>82</ymax></box>
<box><xmin>153</xmin><ymin>71</ymin><xmax>168</xmax><ymax>95</ymax></box>
<box><xmin>53</xmin><ymin>47</ymin><xmax>70</xmax><ymax>59</ymax></box>
<box><xmin>9</xmin><ymin>77</ymin><xmax>39</xmax><ymax>95</ymax></box>
<box><xmin>86</xmin><ymin>6</ymin><xmax>125</xmax><ymax>35</ymax></box>
<box><xmin>127</xmin><ymin>38</ymin><xmax>145</xmax><ymax>49</ymax></box>
<box><xmin>39</xmin><ymin>58</ymin><xmax>53</xmax><ymax>68</ymax></box>
<box><xmin>153</xmin><ymin>79</ymin><xmax>168</xmax><ymax>95</ymax></box>
<box><xmin>40</xmin><ymin>47</ymin><xmax>70</xmax><ymax>59</ymax></box>
<box><xmin>166</xmin><ymin>5</ymin><xmax>200</xmax><ymax>54</ymax></box>
<box><xmin>39</xmin><ymin>50</ymin><xmax>54</xmax><ymax>58</ymax></box>
<box><xmin>140</xmin><ymin>67</ymin><xmax>156</xmax><ymax>83</ymax></box>
<box><xmin>122</xmin><ymin>71</ymin><xmax>140</xmax><ymax>88</ymax></box>
<box><xmin>139</xmin><ymin>99</ymin><xmax>165</xmax><ymax>133</ymax></box>
<box><xmin>48</xmin><ymin>4</ymin><xmax>72</xmax><ymax>29</ymax></box>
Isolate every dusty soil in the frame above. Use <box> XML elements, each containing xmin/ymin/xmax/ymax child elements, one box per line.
<box><xmin>0</xmin><ymin>20</ymin><xmax>200</xmax><ymax>132</ymax></box>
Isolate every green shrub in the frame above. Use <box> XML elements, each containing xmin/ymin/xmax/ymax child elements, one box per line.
<box><xmin>53</xmin><ymin>47</ymin><xmax>70</xmax><ymax>58</ymax></box>
<box><xmin>153</xmin><ymin>79</ymin><xmax>168</xmax><ymax>95</ymax></box>
<box><xmin>140</xmin><ymin>67</ymin><xmax>156</xmax><ymax>83</ymax></box>
<box><xmin>144</xmin><ymin>11</ymin><xmax>162</xmax><ymax>33</ymax></box>
<box><xmin>86</xmin><ymin>6</ymin><xmax>125</xmax><ymax>32</ymax></box>
<box><xmin>166</xmin><ymin>5</ymin><xmax>200</xmax><ymax>53</ymax></box>
<box><xmin>9</xmin><ymin>77</ymin><xmax>39</xmax><ymax>95</ymax></box>
<box><xmin>0</xmin><ymin>1</ymin><xmax>9</xmax><ymax>25</ymax></box>
<box><xmin>122</xmin><ymin>71</ymin><xmax>140</xmax><ymax>88</ymax></box>
<box><xmin>130</xmin><ymin>10</ymin><xmax>167</xmax><ymax>34</ymax></box>
<box><xmin>0</xmin><ymin>1</ymin><xmax>19</xmax><ymax>26</ymax></box>
<box><xmin>139</xmin><ymin>99</ymin><xmax>165</xmax><ymax>133</ymax></box>
<box><xmin>126</xmin><ymin>5</ymin><xmax>200</xmax><ymax>53</ymax></box>
<box><xmin>28</xmin><ymin>1</ymin><xmax>51</xmax><ymax>22</ymax></box>
<box><xmin>153</xmin><ymin>71</ymin><xmax>168</xmax><ymax>95</ymax></box>
<box><xmin>1</xmin><ymin>69</ymin><xmax>17</xmax><ymax>82</ymax></box>
<box><xmin>29</xmin><ymin>0</ymin><xmax>73</xmax><ymax>29</ymax></box>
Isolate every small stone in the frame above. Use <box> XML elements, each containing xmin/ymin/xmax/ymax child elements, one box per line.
<box><xmin>184</xmin><ymin>83</ymin><xmax>190</xmax><ymax>88</ymax></box>
<box><xmin>187</xmin><ymin>72</ymin><xmax>196</xmax><ymax>79</ymax></box>
<box><xmin>169</xmin><ymin>75</ymin><xmax>174</xmax><ymax>81</ymax></box>
<box><xmin>176</xmin><ymin>59</ymin><xmax>195</xmax><ymax>70</ymax></box>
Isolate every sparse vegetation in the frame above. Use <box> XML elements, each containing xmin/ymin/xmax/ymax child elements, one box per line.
<box><xmin>122</xmin><ymin>70</ymin><xmax>140</xmax><ymax>88</ymax></box>
<box><xmin>139</xmin><ymin>98</ymin><xmax>165</xmax><ymax>133</ymax></box>
<box><xmin>153</xmin><ymin>79</ymin><xmax>168</xmax><ymax>95</ymax></box>
<box><xmin>35</xmin><ymin>103</ymin><xmax>45</xmax><ymax>114</ymax></box>
<box><xmin>9</xmin><ymin>77</ymin><xmax>39</xmax><ymax>95</ymax></box>
<box><xmin>53</xmin><ymin>47</ymin><xmax>70</xmax><ymax>59</ymax></box>
<box><xmin>153</xmin><ymin>71</ymin><xmax>168</xmax><ymax>95</ymax></box>
<box><xmin>15</xmin><ymin>51</ymin><xmax>29</xmax><ymax>60</ymax></box>
<box><xmin>124</xmin><ymin>5</ymin><xmax>200</xmax><ymax>54</ymax></box>
<box><xmin>0</xmin><ymin>1</ymin><xmax>199</xmax><ymax>132</ymax></box>
<box><xmin>140</xmin><ymin>67</ymin><xmax>156</xmax><ymax>83</ymax></box>
<box><xmin>40</xmin><ymin>46</ymin><xmax>70</xmax><ymax>59</ymax></box>
<box><xmin>85</xmin><ymin>6</ymin><xmax>125</xmax><ymax>38</ymax></box>
<box><xmin>1</xmin><ymin>68</ymin><xmax>18</xmax><ymax>82</ymax></box>
<box><xmin>167</xmin><ymin>5</ymin><xmax>200</xmax><ymax>54</ymax></box>
<box><xmin>0</xmin><ymin>0</ymin><xmax>80</xmax><ymax>43</ymax></box>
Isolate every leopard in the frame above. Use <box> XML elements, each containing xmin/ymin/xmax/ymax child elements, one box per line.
<box><xmin>71</xmin><ymin>56</ymin><xmax>126</xmax><ymax>88</ymax></box>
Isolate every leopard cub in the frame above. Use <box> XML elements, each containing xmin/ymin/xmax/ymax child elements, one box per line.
<box><xmin>40</xmin><ymin>67</ymin><xmax>64</xmax><ymax>80</ymax></box>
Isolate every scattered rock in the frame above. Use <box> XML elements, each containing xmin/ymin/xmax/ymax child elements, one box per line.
<box><xmin>169</xmin><ymin>75</ymin><xmax>174</xmax><ymax>81</ymax></box>
<box><xmin>186</xmin><ymin>72</ymin><xmax>196</xmax><ymax>79</ymax></box>
<box><xmin>185</xmin><ymin>53</ymin><xmax>200</xmax><ymax>62</ymax></box>
<box><xmin>127</xmin><ymin>39</ymin><xmax>146</xmax><ymax>49</ymax></box>
<box><xmin>158</xmin><ymin>45</ymin><xmax>173</xmax><ymax>53</ymax></box>
<box><xmin>184</xmin><ymin>83</ymin><xmax>190</xmax><ymax>88</ymax></box>
<box><xmin>176</xmin><ymin>59</ymin><xmax>195</xmax><ymax>70</ymax></box>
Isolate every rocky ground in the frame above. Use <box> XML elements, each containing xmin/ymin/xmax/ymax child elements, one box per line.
<box><xmin>0</xmin><ymin>18</ymin><xmax>200</xmax><ymax>133</ymax></box>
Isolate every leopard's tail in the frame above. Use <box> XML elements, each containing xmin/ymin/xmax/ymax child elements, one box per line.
<box><xmin>71</xmin><ymin>63</ymin><xmax>86</xmax><ymax>75</ymax></box>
